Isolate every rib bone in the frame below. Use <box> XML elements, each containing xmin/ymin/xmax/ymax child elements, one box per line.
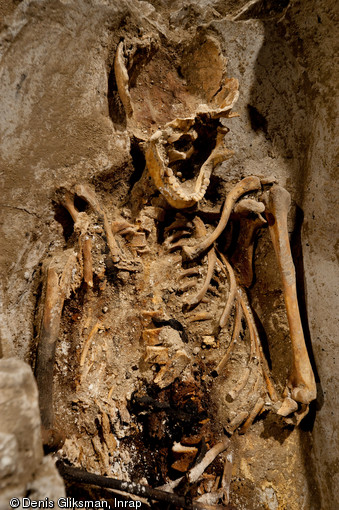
<box><xmin>266</xmin><ymin>185</ymin><xmax>316</xmax><ymax>404</ymax></box>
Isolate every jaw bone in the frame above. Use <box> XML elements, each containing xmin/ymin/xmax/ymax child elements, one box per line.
<box><xmin>145</xmin><ymin>121</ymin><xmax>233</xmax><ymax>209</ymax></box>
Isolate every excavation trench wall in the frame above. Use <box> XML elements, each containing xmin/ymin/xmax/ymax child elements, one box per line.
<box><xmin>0</xmin><ymin>0</ymin><xmax>337</xmax><ymax>507</ymax></box>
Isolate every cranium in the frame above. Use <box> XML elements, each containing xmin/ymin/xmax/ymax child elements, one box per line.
<box><xmin>114</xmin><ymin>33</ymin><xmax>239</xmax><ymax>208</ymax></box>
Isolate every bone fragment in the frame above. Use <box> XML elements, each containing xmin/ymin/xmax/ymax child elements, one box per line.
<box><xmin>183</xmin><ymin>176</ymin><xmax>261</xmax><ymax>260</ymax></box>
<box><xmin>231</xmin><ymin>214</ymin><xmax>266</xmax><ymax>288</ymax></box>
<box><xmin>35</xmin><ymin>251</ymin><xmax>78</xmax><ymax>430</ymax></box>
<box><xmin>145</xmin><ymin>346</ymin><xmax>169</xmax><ymax>365</ymax></box>
<box><xmin>140</xmin><ymin>310</ymin><xmax>164</xmax><ymax>328</ymax></box>
<box><xmin>239</xmin><ymin>397</ymin><xmax>265</xmax><ymax>434</ymax></box>
<box><xmin>221</xmin><ymin>450</ymin><xmax>233</xmax><ymax>504</ymax></box>
<box><xmin>101</xmin><ymin>412</ymin><xmax>117</xmax><ymax>455</ymax></box>
<box><xmin>83</xmin><ymin>237</ymin><xmax>93</xmax><ymax>288</ymax></box>
<box><xmin>277</xmin><ymin>397</ymin><xmax>299</xmax><ymax>417</ymax></box>
<box><xmin>165</xmin><ymin>218</ymin><xmax>193</xmax><ymax>234</ymax></box>
<box><xmin>218</xmin><ymin>252</ymin><xmax>237</xmax><ymax>328</ymax></box>
<box><xmin>294</xmin><ymin>403</ymin><xmax>309</xmax><ymax>425</ymax></box>
<box><xmin>226</xmin><ymin>411</ymin><xmax>248</xmax><ymax>434</ymax></box>
<box><xmin>233</xmin><ymin>198</ymin><xmax>265</xmax><ymax>216</ymax></box>
<box><xmin>114</xmin><ymin>41</ymin><xmax>133</xmax><ymax>118</ymax></box>
<box><xmin>227</xmin><ymin>368</ymin><xmax>250</xmax><ymax>403</ymax></box>
<box><xmin>196</xmin><ymin>491</ymin><xmax>224</xmax><ymax>505</ymax></box>
<box><xmin>266</xmin><ymin>185</ymin><xmax>316</xmax><ymax>405</ymax></box>
<box><xmin>179</xmin><ymin>280</ymin><xmax>197</xmax><ymax>293</ymax></box>
<box><xmin>154</xmin><ymin>350</ymin><xmax>190</xmax><ymax>389</ymax></box>
<box><xmin>187</xmin><ymin>437</ymin><xmax>230</xmax><ymax>484</ymax></box>
<box><xmin>165</xmin><ymin>230</ymin><xmax>192</xmax><ymax>248</ymax></box>
<box><xmin>215</xmin><ymin>298</ymin><xmax>242</xmax><ymax>375</ymax></box>
<box><xmin>202</xmin><ymin>336</ymin><xmax>217</xmax><ymax>348</ymax></box>
<box><xmin>260</xmin><ymin>175</ymin><xmax>277</xmax><ymax>185</ymax></box>
<box><xmin>171</xmin><ymin>443</ymin><xmax>198</xmax><ymax>472</ymax></box>
<box><xmin>185</xmin><ymin>249</ymin><xmax>217</xmax><ymax>309</ymax></box>
<box><xmin>178</xmin><ymin>267</ymin><xmax>201</xmax><ymax>279</ymax></box>
<box><xmin>142</xmin><ymin>328</ymin><xmax>163</xmax><ymax>345</ymax></box>
<box><xmin>80</xmin><ymin>322</ymin><xmax>100</xmax><ymax>367</ymax></box>
<box><xmin>187</xmin><ymin>312</ymin><xmax>214</xmax><ymax>322</ymax></box>
<box><xmin>61</xmin><ymin>191</ymin><xmax>79</xmax><ymax>222</ymax></box>
<box><xmin>75</xmin><ymin>184</ymin><xmax>120</xmax><ymax>263</ymax></box>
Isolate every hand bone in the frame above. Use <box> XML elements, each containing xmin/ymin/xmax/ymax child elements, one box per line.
<box><xmin>266</xmin><ymin>185</ymin><xmax>316</xmax><ymax>405</ymax></box>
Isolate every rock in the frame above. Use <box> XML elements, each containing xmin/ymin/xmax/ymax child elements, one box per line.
<box><xmin>0</xmin><ymin>358</ymin><xmax>65</xmax><ymax>506</ymax></box>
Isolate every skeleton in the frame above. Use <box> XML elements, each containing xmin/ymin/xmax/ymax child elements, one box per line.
<box><xmin>33</xmin><ymin>35</ymin><xmax>316</xmax><ymax>505</ymax></box>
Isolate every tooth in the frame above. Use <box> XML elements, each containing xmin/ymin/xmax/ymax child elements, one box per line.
<box><xmin>165</xmin><ymin>168</ymin><xmax>173</xmax><ymax>177</ymax></box>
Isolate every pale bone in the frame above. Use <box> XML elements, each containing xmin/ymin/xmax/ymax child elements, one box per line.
<box><xmin>74</xmin><ymin>184</ymin><xmax>120</xmax><ymax>263</ymax></box>
<box><xmin>101</xmin><ymin>411</ymin><xmax>117</xmax><ymax>455</ymax></box>
<box><xmin>226</xmin><ymin>411</ymin><xmax>248</xmax><ymax>434</ymax></box>
<box><xmin>145</xmin><ymin>346</ymin><xmax>169</xmax><ymax>365</ymax></box>
<box><xmin>239</xmin><ymin>397</ymin><xmax>265</xmax><ymax>434</ymax></box>
<box><xmin>226</xmin><ymin>367</ymin><xmax>250</xmax><ymax>402</ymax></box>
<box><xmin>266</xmin><ymin>185</ymin><xmax>316</xmax><ymax>405</ymax></box>
<box><xmin>142</xmin><ymin>328</ymin><xmax>163</xmax><ymax>345</ymax></box>
<box><xmin>61</xmin><ymin>190</ymin><xmax>79</xmax><ymax>222</ymax></box>
<box><xmin>233</xmin><ymin>198</ymin><xmax>265</xmax><ymax>216</ymax></box>
<box><xmin>215</xmin><ymin>298</ymin><xmax>242</xmax><ymax>375</ymax></box>
<box><xmin>60</xmin><ymin>192</ymin><xmax>91</xmax><ymax>284</ymax></box>
<box><xmin>221</xmin><ymin>450</ymin><xmax>233</xmax><ymax>504</ymax></box>
<box><xmin>80</xmin><ymin>321</ymin><xmax>100</xmax><ymax>367</ymax></box>
<box><xmin>187</xmin><ymin>437</ymin><xmax>230</xmax><ymax>484</ymax></box>
<box><xmin>294</xmin><ymin>403</ymin><xmax>309</xmax><ymax>425</ymax></box>
<box><xmin>154</xmin><ymin>350</ymin><xmax>190</xmax><ymax>389</ymax></box>
<box><xmin>185</xmin><ymin>217</ymin><xmax>217</xmax><ymax>308</ymax></box>
<box><xmin>182</xmin><ymin>176</ymin><xmax>262</xmax><ymax>260</ymax></box>
<box><xmin>168</xmin><ymin>147</ymin><xmax>194</xmax><ymax>163</ymax></box>
<box><xmin>164</xmin><ymin>217</ymin><xmax>193</xmax><ymax>234</ymax></box>
<box><xmin>178</xmin><ymin>267</ymin><xmax>201</xmax><ymax>279</ymax></box>
<box><xmin>165</xmin><ymin>229</ymin><xmax>192</xmax><ymax>248</ymax></box>
<box><xmin>185</xmin><ymin>250</ymin><xmax>216</xmax><ymax>307</ymax></box>
<box><xmin>196</xmin><ymin>491</ymin><xmax>224</xmax><ymax>505</ymax></box>
<box><xmin>35</xmin><ymin>250</ymin><xmax>78</xmax><ymax>429</ymax></box>
<box><xmin>277</xmin><ymin>396</ymin><xmax>299</xmax><ymax>417</ymax></box>
<box><xmin>145</xmin><ymin>125</ymin><xmax>233</xmax><ymax>209</ymax></box>
<box><xmin>171</xmin><ymin>443</ymin><xmax>198</xmax><ymax>472</ymax></box>
<box><xmin>239</xmin><ymin>290</ymin><xmax>278</xmax><ymax>402</ymax></box>
<box><xmin>114</xmin><ymin>41</ymin><xmax>133</xmax><ymax>118</ymax></box>
<box><xmin>217</xmin><ymin>251</ymin><xmax>237</xmax><ymax>328</ymax></box>
<box><xmin>111</xmin><ymin>220</ymin><xmax>138</xmax><ymax>235</ymax></box>
<box><xmin>187</xmin><ymin>312</ymin><xmax>214</xmax><ymax>322</ymax></box>
<box><xmin>179</xmin><ymin>280</ymin><xmax>197</xmax><ymax>293</ymax></box>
